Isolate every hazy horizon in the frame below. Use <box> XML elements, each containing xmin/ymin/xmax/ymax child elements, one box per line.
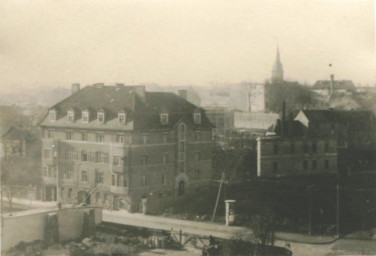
<box><xmin>1</xmin><ymin>0</ymin><xmax>375</xmax><ymax>94</ymax></box>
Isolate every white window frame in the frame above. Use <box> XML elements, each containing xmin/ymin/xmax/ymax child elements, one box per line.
<box><xmin>49</xmin><ymin>110</ymin><xmax>56</xmax><ymax>121</ymax></box>
<box><xmin>67</xmin><ymin>110</ymin><xmax>74</xmax><ymax>122</ymax></box>
<box><xmin>97</xmin><ymin>112</ymin><xmax>105</xmax><ymax>123</ymax></box>
<box><xmin>118</xmin><ymin>113</ymin><xmax>126</xmax><ymax>124</ymax></box>
<box><xmin>193</xmin><ymin>113</ymin><xmax>201</xmax><ymax>124</ymax></box>
<box><xmin>160</xmin><ymin>113</ymin><xmax>169</xmax><ymax>125</ymax></box>
<box><xmin>82</xmin><ymin>111</ymin><xmax>89</xmax><ymax>123</ymax></box>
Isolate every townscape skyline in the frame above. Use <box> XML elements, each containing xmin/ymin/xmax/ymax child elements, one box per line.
<box><xmin>1</xmin><ymin>0</ymin><xmax>375</xmax><ymax>95</ymax></box>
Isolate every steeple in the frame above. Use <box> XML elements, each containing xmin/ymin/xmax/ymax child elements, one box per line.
<box><xmin>271</xmin><ymin>47</ymin><xmax>284</xmax><ymax>83</ymax></box>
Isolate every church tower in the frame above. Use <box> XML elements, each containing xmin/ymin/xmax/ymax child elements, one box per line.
<box><xmin>271</xmin><ymin>47</ymin><xmax>284</xmax><ymax>83</ymax></box>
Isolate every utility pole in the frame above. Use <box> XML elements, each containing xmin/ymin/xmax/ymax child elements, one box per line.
<box><xmin>211</xmin><ymin>172</ymin><xmax>225</xmax><ymax>222</ymax></box>
<box><xmin>336</xmin><ymin>182</ymin><xmax>340</xmax><ymax>237</ymax></box>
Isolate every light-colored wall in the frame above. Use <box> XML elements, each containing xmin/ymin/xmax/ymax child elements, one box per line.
<box><xmin>2</xmin><ymin>206</ymin><xmax>102</xmax><ymax>252</ymax></box>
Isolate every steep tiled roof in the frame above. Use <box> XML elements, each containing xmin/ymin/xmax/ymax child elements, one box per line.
<box><xmin>301</xmin><ymin>110</ymin><xmax>375</xmax><ymax>130</ymax></box>
<box><xmin>267</xmin><ymin>119</ymin><xmax>306</xmax><ymax>137</ymax></box>
<box><xmin>40</xmin><ymin>85</ymin><xmax>214</xmax><ymax>131</ymax></box>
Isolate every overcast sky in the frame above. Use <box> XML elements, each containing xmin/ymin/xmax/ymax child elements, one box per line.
<box><xmin>0</xmin><ymin>0</ymin><xmax>375</xmax><ymax>93</ymax></box>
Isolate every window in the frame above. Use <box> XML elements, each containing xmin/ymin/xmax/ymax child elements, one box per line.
<box><xmin>66</xmin><ymin>132</ymin><xmax>73</xmax><ymax>140</ymax></box>
<box><xmin>141</xmin><ymin>176</ymin><xmax>147</xmax><ymax>186</ymax></box>
<box><xmin>290</xmin><ymin>143</ymin><xmax>295</xmax><ymax>154</ymax></box>
<box><xmin>195</xmin><ymin>132</ymin><xmax>201</xmax><ymax>142</ymax></box>
<box><xmin>112</xmin><ymin>174</ymin><xmax>116</xmax><ymax>186</ymax></box>
<box><xmin>82</xmin><ymin>111</ymin><xmax>89</xmax><ymax>123</ymax></box>
<box><xmin>303</xmin><ymin>160</ymin><xmax>308</xmax><ymax>170</ymax></box>
<box><xmin>113</xmin><ymin>156</ymin><xmax>121</xmax><ymax>166</ymax></box>
<box><xmin>163</xmin><ymin>154</ymin><xmax>168</xmax><ymax>164</ymax></box>
<box><xmin>160</xmin><ymin>113</ymin><xmax>169</xmax><ymax>125</ymax></box>
<box><xmin>68</xmin><ymin>111</ymin><xmax>74</xmax><ymax>122</ymax></box>
<box><xmin>68</xmin><ymin>188</ymin><xmax>72</xmax><ymax>198</ymax></box>
<box><xmin>81</xmin><ymin>132</ymin><xmax>88</xmax><ymax>141</ymax></box>
<box><xmin>141</xmin><ymin>155</ymin><xmax>148</xmax><ymax>165</ymax></box>
<box><xmin>116</xmin><ymin>134</ymin><xmax>125</xmax><ymax>143</ymax></box>
<box><xmin>325</xmin><ymin>159</ymin><xmax>329</xmax><ymax>169</ymax></box>
<box><xmin>123</xmin><ymin>178</ymin><xmax>127</xmax><ymax>187</ymax></box>
<box><xmin>96</xmin><ymin>134</ymin><xmax>104</xmax><ymax>142</ymax></box>
<box><xmin>95</xmin><ymin>192</ymin><xmax>100</xmax><ymax>203</ymax></box>
<box><xmin>162</xmin><ymin>173</ymin><xmax>167</xmax><ymax>185</ymax></box>
<box><xmin>142</xmin><ymin>134</ymin><xmax>148</xmax><ymax>144</ymax></box>
<box><xmin>303</xmin><ymin>143</ymin><xmax>308</xmax><ymax>153</ymax></box>
<box><xmin>195</xmin><ymin>152</ymin><xmax>201</xmax><ymax>161</ymax></box>
<box><xmin>44</xmin><ymin>149</ymin><xmax>52</xmax><ymax>158</ymax></box>
<box><xmin>273</xmin><ymin>144</ymin><xmax>279</xmax><ymax>155</ymax></box>
<box><xmin>97</xmin><ymin>112</ymin><xmax>105</xmax><ymax>123</ymax></box>
<box><xmin>312</xmin><ymin>160</ymin><xmax>317</xmax><ymax>169</ymax></box>
<box><xmin>312</xmin><ymin>142</ymin><xmax>317</xmax><ymax>153</ymax></box>
<box><xmin>81</xmin><ymin>170</ymin><xmax>88</xmax><ymax>182</ymax></box>
<box><xmin>47</xmin><ymin>130</ymin><xmax>55</xmax><ymax>139</ymax></box>
<box><xmin>193</xmin><ymin>113</ymin><xmax>201</xmax><ymax>124</ymax></box>
<box><xmin>43</xmin><ymin>166</ymin><xmax>48</xmax><ymax>176</ymax></box>
<box><xmin>178</xmin><ymin>162</ymin><xmax>184</xmax><ymax>173</ymax></box>
<box><xmin>194</xmin><ymin>169</ymin><xmax>201</xmax><ymax>180</ymax></box>
<box><xmin>66</xmin><ymin>168</ymin><xmax>73</xmax><ymax>179</ymax></box>
<box><xmin>273</xmin><ymin>162</ymin><xmax>278</xmax><ymax>172</ymax></box>
<box><xmin>162</xmin><ymin>133</ymin><xmax>168</xmax><ymax>143</ymax></box>
<box><xmin>118</xmin><ymin>113</ymin><xmax>126</xmax><ymax>124</ymax></box>
<box><xmin>95</xmin><ymin>169</ymin><xmax>104</xmax><ymax>184</ymax></box>
<box><xmin>179</xmin><ymin>123</ymin><xmax>186</xmax><ymax>139</ymax></box>
<box><xmin>325</xmin><ymin>142</ymin><xmax>329</xmax><ymax>152</ymax></box>
<box><xmin>49</xmin><ymin>110</ymin><xmax>56</xmax><ymax>121</ymax></box>
<box><xmin>180</xmin><ymin>141</ymin><xmax>186</xmax><ymax>153</ymax></box>
<box><xmin>82</xmin><ymin>151</ymin><xmax>88</xmax><ymax>161</ymax></box>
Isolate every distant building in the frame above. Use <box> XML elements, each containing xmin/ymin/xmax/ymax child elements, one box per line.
<box><xmin>312</xmin><ymin>75</ymin><xmax>356</xmax><ymax>97</ymax></box>
<box><xmin>234</xmin><ymin>111</ymin><xmax>279</xmax><ymax>131</ymax></box>
<box><xmin>39</xmin><ymin>84</ymin><xmax>214</xmax><ymax>212</ymax></box>
<box><xmin>295</xmin><ymin>109</ymin><xmax>376</xmax><ymax>174</ymax></box>
<box><xmin>204</xmin><ymin>106</ymin><xmax>234</xmax><ymax>144</ymax></box>
<box><xmin>1</xmin><ymin>126</ymin><xmax>40</xmax><ymax>159</ymax></box>
<box><xmin>271</xmin><ymin>47</ymin><xmax>284</xmax><ymax>83</ymax></box>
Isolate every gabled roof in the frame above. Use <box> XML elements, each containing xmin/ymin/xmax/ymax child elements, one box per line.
<box><xmin>39</xmin><ymin>85</ymin><xmax>214</xmax><ymax>131</ymax></box>
<box><xmin>2</xmin><ymin>126</ymin><xmax>30</xmax><ymax>140</ymax></box>
<box><xmin>267</xmin><ymin>119</ymin><xmax>306</xmax><ymax>137</ymax></box>
<box><xmin>312</xmin><ymin>80</ymin><xmax>356</xmax><ymax>91</ymax></box>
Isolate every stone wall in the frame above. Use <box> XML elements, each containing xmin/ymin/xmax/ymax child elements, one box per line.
<box><xmin>1</xmin><ymin>206</ymin><xmax>102</xmax><ymax>252</ymax></box>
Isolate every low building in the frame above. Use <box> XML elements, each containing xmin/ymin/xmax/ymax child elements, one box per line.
<box><xmin>39</xmin><ymin>83</ymin><xmax>214</xmax><ymax>212</ymax></box>
<box><xmin>204</xmin><ymin>106</ymin><xmax>234</xmax><ymax>144</ymax></box>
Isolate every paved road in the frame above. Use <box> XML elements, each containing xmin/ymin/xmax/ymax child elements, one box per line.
<box><xmin>6</xmin><ymin>198</ymin><xmax>376</xmax><ymax>256</ymax></box>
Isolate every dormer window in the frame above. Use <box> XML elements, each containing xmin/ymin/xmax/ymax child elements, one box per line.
<box><xmin>67</xmin><ymin>110</ymin><xmax>75</xmax><ymax>122</ymax></box>
<box><xmin>160</xmin><ymin>113</ymin><xmax>169</xmax><ymax>125</ymax></box>
<box><xmin>82</xmin><ymin>109</ymin><xmax>89</xmax><ymax>123</ymax></box>
<box><xmin>193</xmin><ymin>112</ymin><xmax>201</xmax><ymax>125</ymax></box>
<box><xmin>118</xmin><ymin>109</ymin><xmax>127</xmax><ymax>124</ymax></box>
<box><xmin>97</xmin><ymin>109</ymin><xmax>105</xmax><ymax>124</ymax></box>
<box><xmin>49</xmin><ymin>109</ymin><xmax>56</xmax><ymax>121</ymax></box>
<box><xmin>118</xmin><ymin>113</ymin><xmax>126</xmax><ymax>124</ymax></box>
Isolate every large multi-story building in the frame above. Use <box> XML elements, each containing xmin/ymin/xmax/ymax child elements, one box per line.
<box><xmin>257</xmin><ymin>117</ymin><xmax>338</xmax><ymax>177</ymax></box>
<box><xmin>295</xmin><ymin>109</ymin><xmax>376</xmax><ymax>174</ymax></box>
<box><xmin>39</xmin><ymin>84</ymin><xmax>214</xmax><ymax>212</ymax></box>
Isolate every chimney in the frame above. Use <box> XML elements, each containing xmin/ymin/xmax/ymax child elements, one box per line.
<box><xmin>71</xmin><ymin>83</ymin><xmax>80</xmax><ymax>94</ymax></box>
<box><xmin>133</xmin><ymin>85</ymin><xmax>146</xmax><ymax>102</ymax></box>
<box><xmin>178</xmin><ymin>89</ymin><xmax>188</xmax><ymax>101</ymax></box>
<box><xmin>330</xmin><ymin>74</ymin><xmax>334</xmax><ymax>96</ymax></box>
<box><xmin>281</xmin><ymin>101</ymin><xmax>286</xmax><ymax>137</ymax></box>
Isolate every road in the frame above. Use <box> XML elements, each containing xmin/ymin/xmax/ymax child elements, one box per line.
<box><xmin>5</xmin><ymin>198</ymin><xmax>376</xmax><ymax>256</ymax></box>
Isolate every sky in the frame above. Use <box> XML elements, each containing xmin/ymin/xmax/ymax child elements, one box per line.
<box><xmin>0</xmin><ymin>0</ymin><xmax>375</xmax><ymax>94</ymax></box>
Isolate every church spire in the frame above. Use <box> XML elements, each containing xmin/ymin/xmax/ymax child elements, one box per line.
<box><xmin>271</xmin><ymin>46</ymin><xmax>284</xmax><ymax>83</ymax></box>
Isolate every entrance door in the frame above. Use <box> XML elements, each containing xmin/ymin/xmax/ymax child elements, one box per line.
<box><xmin>178</xmin><ymin>180</ymin><xmax>185</xmax><ymax>196</ymax></box>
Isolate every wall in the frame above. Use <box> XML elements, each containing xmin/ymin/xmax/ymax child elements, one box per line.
<box><xmin>1</xmin><ymin>206</ymin><xmax>102</xmax><ymax>252</ymax></box>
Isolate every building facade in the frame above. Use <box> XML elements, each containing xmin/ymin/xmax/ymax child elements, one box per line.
<box><xmin>295</xmin><ymin>109</ymin><xmax>376</xmax><ymax>174</ymax></box>
<box><xmin>39</xmin><ymin>84</ymin><xmax>214</xmax><ymax>212</ymax></box>
<box><xmin>257</xmin><ymin>136</ymin><xmax>338</xmax><ymax>177</ymax></box>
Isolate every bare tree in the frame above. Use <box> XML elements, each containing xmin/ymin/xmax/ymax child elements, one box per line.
<box><xmin>247</xmin><ymin>210</ymin><xmax>275</xmax><ymax>256</ymax></box>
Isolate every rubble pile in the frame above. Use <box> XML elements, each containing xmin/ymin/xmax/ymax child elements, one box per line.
<box><xmin>4</xmin><ymin>226</ymin><xmax>181</xmax><ymax>256</ymax></box>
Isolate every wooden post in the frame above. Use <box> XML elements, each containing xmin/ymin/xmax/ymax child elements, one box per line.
<box><xmin>211</xmin><ymin>172</ymin><xmax>225</xmax><ymax>222</ymax></box>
